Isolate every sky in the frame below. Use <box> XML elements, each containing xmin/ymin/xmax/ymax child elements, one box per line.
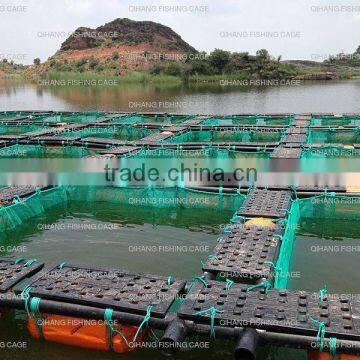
<box><xmin>0</xmin><ymin>0</ymin><xmax>359</xmax><ymax>65</ymax></box>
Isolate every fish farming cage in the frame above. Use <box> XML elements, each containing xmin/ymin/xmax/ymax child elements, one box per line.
<box><xmin>0</xmin><ymin>112</ymin><xmax>360</xmax><ymax>359</ymax></box>
<box><xmin>0</xmin><ymin>111</ymin><xmax>359</xmax><ymax>159</ymax></box>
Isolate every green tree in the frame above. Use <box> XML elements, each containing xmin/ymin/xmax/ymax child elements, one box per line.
<box><xmin>164</xmin><ymin>62</ymin><xmax>182</xmax><ymax>76</ymax></box>
<box><xmin>209</xmin><ymin>49</ymin><xmax>231</xmax><ymax>74</ymax></box>
<box><xmin>33</xmin><ymin>58</ymin><xmax>41</xmax><ymax>66</ymax></box>
<box><xmin>89</xmin><ymin>57</ymin><xmax>99</xmax><ymax>69</ymax></box>
<box><xmin>256</xmin><ymin>49</ymin><xmax>271</xmax><ymax>63</ymax></box>
<box><xmin>225</xmin><ymin>52</ymin><xmax>250</xmax><ymax>72</ymax></box>
<box><xmin>75</xmin><ymin>58</ymin><xmax>87</xmax><ymax>67</ymax></box>
<box><xmin>111</xmin><ymin>52</ymin><xmax>119</xmax><ymax>60</ymax></box>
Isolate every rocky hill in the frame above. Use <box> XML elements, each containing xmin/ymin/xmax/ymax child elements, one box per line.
<box><xmin>27</xmin><ymin>18</ymin><xmax>197</xmax><ymax>76</ymax></box>
<box><xmin>60</xmin><ymin>18</ymin><xmax>196</xmax><ymax>53</ymax></box>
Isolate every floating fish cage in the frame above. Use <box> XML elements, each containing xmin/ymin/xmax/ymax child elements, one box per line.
<box><xmin>0</xmin><ymin>111</ymin><xmax>360</xmax><ymax>360</ymax></box>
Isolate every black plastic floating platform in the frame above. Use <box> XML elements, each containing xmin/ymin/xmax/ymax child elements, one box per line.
<box><xmin>271</xmin><ymin>147</ymin><xmax>302</xmax><ymax>159</ymax></box>
<box><xmin>178</xmin><ymin>280</ymin><xmax>360</xmax><ymax>341</ymax></box>
<box><xmin>33</xmin><ymin>135</ymin><xmax>82</xmax><ymax>143</ymax></box>
<box><xmin>181</xmin><ymin>116</ymin><xmax>209</xmax><ymax>126</ymax></box>
<box><xmin>78</xmin><ymin>137</ymin><xmax>127</xmax><ymax>147</ymax></box>
<box><xmin>238</xmin><ymin>189</ymin><xmax>292</xmax><ymax>218</ymax></box>
<box><xmin>281</xmin><ymin>134</ymin><xmax>308</xmax><ymax>144</ymax></box>
<box><xmin>15</xmin><ymin>263</ymin><xmax>186</xmax><ymax>318</ymax></box>
<box><xmin>0</xmin><ymin>185</ymin><xmax>43</xmax><ymax>203</ymax></box>
<box><xmin>202</xmin><ymin>223</ymin><xmax>283</xmax><ymax>281</ymax></box>
<box><xmin>138</xmin><ymin>132</ymin><xmax>174</xmax><ymax>143</ymax></box>
<box><xmin>0</xmin><ymin>116</ymin><xmax>29</xmax><ymax>122</ymax></box>
<box><xmin>0</xmin><ymin>134</ymin><xmax>28</xmax><ymax>140</ymax></box>
<box><xmin>285</xmin><ymin>127</ymin><xmax>308</xmax><ymax>135</ymax></box>
<box><xmin>23</xmin><ymin>128</ymin><xmax>65</xmax><ymax>138</ymax></box>
<box><xmin>98</xmin><ymin>146</ymin><xmax>140</xmax><ymax>156</ymax></box>
<box><xmin>0</xmin><ymin>258</ymin><xmax>43</xmax><ymax>292</ymax></box>
<box><xmin>294</xmin><ymin>120</ymin><xmax>310</xmax><ymax>127</ymax></box>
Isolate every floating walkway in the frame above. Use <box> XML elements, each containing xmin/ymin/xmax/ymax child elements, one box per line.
<box><xmin>0</xmin><ymin>184</ymin><xmax>360</xmax><ymax>359</ymax></box>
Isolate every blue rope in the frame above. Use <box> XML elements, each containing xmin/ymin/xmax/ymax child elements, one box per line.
<box><xmin>225</xmin><ymin>279</ymin><xmax>234</xmax><ymax>291</ymax></box>
<box><xmin>104</xmin><ymin>308</ymin><xmax>129</xmax><ymax>349</ymax></box>
<box><xmin>329</xmin><ymin>337</ymin><xmax>337</xmax><ymax>355</ymax></box>
<box><xmin>246</xmin><ymin>280</ymin><xmax>272</xmax><ymax>294</ymax></box>
<box><xmin>14</xmin><ymin>258</ymin><xmax>24</xmax><ymax>264</ymax></box>
<box><xmin>133</xmin><ymin>305</ymin><xmax>153</xmax><ymax>342</ymax></box>
<box><xmin>29</xmin><ymin>296</ymin><xmax>44</xmax><ymax>337</ymax></box>
<box><xmin>201</xmin><ymin>254</ymin><xmax>219</xmax><ymax>267</ymax></box>
<box><xmin>20</xmin><ymin>285</ymin><xmax>32</xmax><ymax>317</ymax></box>
<box><xmin>319</xmin><ymin>285</ymin><xmax>327</xmax><ymax>302</ymax></box>
<box><xmin>191</xmin><ymin>275</ymin><xmax>209</xmax><ymax>287</ymax></box>
<box><xmin>194</xmin><ymin>306</ymin><xmax>224</xmax><ymax>338</ymax></box>
<box><xmin>264</xmin><ymin>260</ymin><xmax>281</xmax><ymax>275</ymax></box>
<box><xmin>24</xmin><ymin>258</ymin><xmax>37</xmax><ymax>267</ymax></box>
<box><xmin>309</xmin><ymin>316</ymin><xmax>326</xmax><ymax>351</ymax></box>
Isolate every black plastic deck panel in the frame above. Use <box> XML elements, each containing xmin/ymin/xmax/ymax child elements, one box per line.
<box><xmin>202</xmin><ymin>223</ymin><xmax>283</xmax><ymax>281</ymax></box>
<box><xmin>281</xmin><ymin>134</ymin><xmax>308</xmax><ymax>144</ymax></box>
<box><xmin>14</xmin><ymin>263</ymin><xmax>186</xmax><ymax>317</ymax></box>
<box><xmin>23</xmin><ymin>128</ymin><xmax>66</xmax><ymax>138</ymax></box>
<box><xmin>0</xmin><ymin>258</ymin><xmax>44</xmax><ymax>292</ymax></box>
<box><xmin>286</xmin><ymin>127</ymin><xmax>308</xmax><ymax>135</ymax></box>
<box><xmin>0</xmin><ymin>186</ymin><xmax>42</xmax><ymax>202</ymax></box>
<box><xmin>294</xmin><ymin>120</ymin><xmax>311</xmax><ymax>127</ymax></box>
<box><xmin>0</xmin><ymin>134</ymin><xmax>28</xmax><ymax>140</ymax></box>
<box><xmin>178</xmin><ymin>280</ymin><xmax>360</xmax><ymax>341</ymax></box>
<box><xmin>180</xmin><ymin>116</ymin><xmax>209</xmax><ymax>126</ymax></box>
<box><xmin>32</xmin><ymin>135</ymin><xmax>82</xmax><ymax>143</ymax></box>
<box><xmin>98</xmin><ymin>146</ymin><xmax>140</xmax><ymax>156</ymax></box>
<box><xmin>0</xmin><ymin>116</ymin><xmax>29</xmax><ymax>122</ymax></box>
<box><xmin>238</xmin><ymin>189</ymin><xmax>292</xmax><ymax>218</ymax></box>
<box><xmin>138</xmin><ymin>132</ymin><xmax>174</xmax><ymax>143</ymax></box>
<box><xmin>271</xmin><ymin>147</ymin><xmax>302</xmax><ymax>159</ymax></box>
<box><xmin>77</xmin><ymin>137</ymin><xmax>127</xmax><ymax>147</ymax></box>
<box><xmin>87</xmin><ymin>114</ymin><xmax>128</xmax><ymax>124</ymax></box>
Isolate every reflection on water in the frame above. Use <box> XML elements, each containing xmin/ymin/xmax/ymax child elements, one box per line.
<box><xmin>0</xmin><ymin>78</ymin><xmax>360</xmax><ymax>113</ymax></box>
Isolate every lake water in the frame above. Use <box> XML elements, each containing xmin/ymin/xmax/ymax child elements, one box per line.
<box><xmin>0</xmin><ymin>78</ymin><xmax>360</xmax><ymax>113</ymax></box>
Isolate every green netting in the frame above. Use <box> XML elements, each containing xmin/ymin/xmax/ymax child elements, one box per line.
<box><xmin>0</xmin><ymin>112</ymin><xmax>27</xmax><ymax>120</ymax></box>
<box><xmin>0</xmin><ymin>145</ymin><xmax>93</xmax><ymax>158</ymax></box>
<box><xmin>66</xmin><ymin>186</ymin><xmax>245</xmax><ymax>210</ymax></box>
<box><xmin>106</xmin><ymin>114</ymin><xmax>194</xmax><ymax>125</ymax></box>
<box><xmin>168</xmin><ymin>129</ymin><xmax>282</xmax><ymax>143</ymax></box>
<box><xmin>202</xmin><ymin>116</ymin><xmax>293</xmax><ymax>126</ymax></box>
<box><xmin>0</xmin><ymin>187</ymin><xmax>68</xmax><ymax>232</ymax></box>
<box><xmin>62</xmin><ymin>125</ymin><xmax>154</xmax><ymax>140</ymax></box>
<box><xmin>301</xmin><ymin>145</ymin><xmax>360</xmax><ymax>158</ymax></box>
<box><xmin>298</xmin><ymin>192</ymin><xmax>360</xmax><ymax>221</ymax></box>
<box><xmin>310</xmin><ymin>115</ymin><xmax>360</xmax><ymax>126</ymax></box>
<box><xmin>274</xmin><ymin>192</ymin><xmax>360</xmax><ymax>289</ymax></box>
<box><xmin>0</xmin><ymin>124</ymin><xmax>51</xmax><ymax>135</ymax></box>
<box><xmin>38</xmin><ymin>113</ymin><xmax>103</xmax><ymax>123</ymax></box>
<box><xmin>274</xmin><ymin>199</ymin><xmax>300</xmax><ymax>289</ymax></box>
<box><xmin>307</xmin><ymin>129</ymin><xmax>360</xmax><ymax>144</ymax></box>
<box><xmin>0</xmin><ymin>186</ymin><xmax>245</xmax><ymax>233</ymax></box>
